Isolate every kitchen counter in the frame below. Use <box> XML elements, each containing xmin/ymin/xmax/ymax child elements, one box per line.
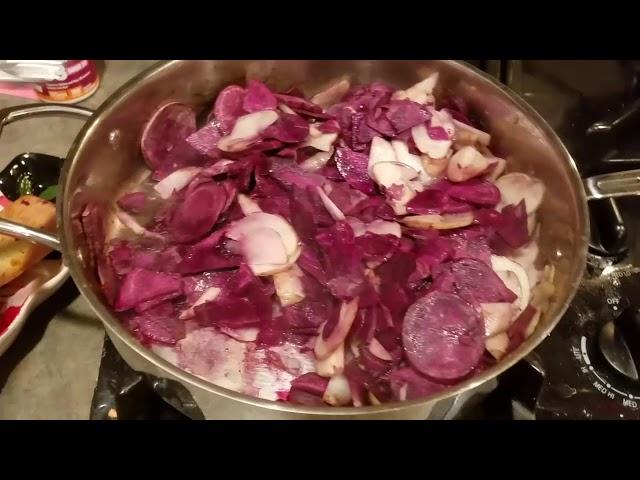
<box><xmin>0</xmin><ymin>61</ymin><xmax>157</xmax><ymax>419</ymax></box>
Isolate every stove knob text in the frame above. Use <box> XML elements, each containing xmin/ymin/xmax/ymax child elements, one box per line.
<box><xmin>598</xmin><ymin>306</ymin><xmax>640</xmax><ymax>382</ymax></box>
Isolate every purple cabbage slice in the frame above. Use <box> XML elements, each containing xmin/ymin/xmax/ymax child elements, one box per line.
<box><xmin>446</xmin><ymin>179</ymin><xmax>501</xmax><ymax>207</ymax></box>
<box><xmin>406</xmin><ymin>189</ymin><xmax>472</xmax><ymax>215</ymax></box>
<box><xmin>186</xmin><ymin>121</ymin><xmax>223</xmax><ymax>158</ymax></box>
<box><xmin>495</xmin><ymin>200</ymin><xmax>529</xmax><ymax>249</ymax></box>
<box><xmin>109</xmin><ymin>241</ymin><xmax>133</xmax><ymax>275</ymax></box>
<box><xmin>174</xmin><ymin>230</ymin><xmax>242</xmax><ymax>274</ymax></box>
<box><xmin>275</xmin><ymin>93</ymin><xmax>333</xmax><ymax>120</ymax></box>
<box><xmin>334</xmin><ymin>146</ymin><xmax>376</xmax><ymax>195</ymax></box>
<box><xmin>386</xmin><ymin>100</ymin><xmax>429</xmax><ymax>133</ymax></box>
<box><xmin>136</xmin><ymin>302</ymin><xmax>185</xmax><ymax>346</ymax></box>
<box><xmin>263</xmin><ymin>113</ymin><xmax>310</xmax><ymax>143</ymax></box>
<box><xmin>439</xmin><ymin>258</ymin><xmax>518</xmax><ymax>304</ymax></box>
<box><xmin>194</xmin><ymin>297</ymin><xmax>261</xmax><ymax>329</ymax></box>
<box><xmin>115</xmin><ymin>268</ymin><xmax>183</xmax><ymax>312</ymax></box>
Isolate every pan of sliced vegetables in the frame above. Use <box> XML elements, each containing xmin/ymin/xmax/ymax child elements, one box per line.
<box><xmin>3</xmin><ymin>60</ymin><xmax>635</xmax><ymax>419</ymax></box>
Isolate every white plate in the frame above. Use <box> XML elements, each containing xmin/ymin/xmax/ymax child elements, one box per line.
<box><xmin>0</xmin><ymin>259</ymin><xmax>69</xmax><ymax>356</ymax></box>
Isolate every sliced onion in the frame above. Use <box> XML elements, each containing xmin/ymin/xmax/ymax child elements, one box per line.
<box><xmin>412</xmin><ymin>124</ymin><xmax>452</xmax><ymax>159</ymax></box>
<box><xmin>368</xmin><ymin>392</ymin><xmax>382</xmax><ymax>405</ymax></box>
<box><xmin>531</xmin><ymin>264</ymin><xmax>556</xmax><ymax>315</ymax></box>
<box><xmin>242</xmin><ymin>228</ymin><xmax>290</xmax><ymax>276</ymax></box>
<box><xmin>369</xmin><ymin>338</ymin><xmax>393</xmax><ymax>361</ymax></box>
<box><xmin>452</xmin><ymin>118</ymin><xmax>491</xmax><ymax>147</ymax></box>
<box><xmin>299</xmin><ymin>147</ymin><xmax>334</xmax><ymax>172</ymax></box>
<box><xmin>491</xmin><ymin>255</ymin><xmax>531</xmax><ymax>311</ymax></box>
<box><xmin>481</xmin><ymin>302</ymin><xmax>514</xmax><ymax>337</ymax></box>
<box><xmin>322</xmin><ymin>374</ymin><xmax>352</xmax><ymax>406</ymax></box>
<box><xmin>525</xmin><ymin>309</ymin><xmax>542</xmax><ymax>338</ymax></box>
<box><xmin>179</xmin><ymin>286</ymin><xmax>222</xmax><ymax>320</ymax></box>
<box><xmin>219</xmin><ymin>326</ymin><xmax>260</xmax><ymax>342</ymax></box>
<box><xmin>510</xmin><ymin>240</ymin><xmax>539</xmax><ymax>268</ymax></box>
<box><xmin>366</xmin><ymin>219</ymin><xmax>402</xmax><ymax>238</ymax></box>
<box><xmin>303</xmin><ymin>125</ymin><xmax>338</xmax><ymax>152</ymax></box>
<box><xmin>237</xmin><ymin>193</ymin><xmax>262</xmax><ymax>215</ymax></box>
<box><xmin>527</xmin><ymin>268</ymin><xmax>543</xmax><ymax>290</ymax></box>
<box><xmin>402</xmin><ymin>212</ymin><xmax>474</xmax><ymax>230</ymax></box>
<box><xmin>527</xmin><ymin>213</ymin><xmax>537</xmax><ymax>236</ymax></box>
<box><xmin>311</xmin><ymin>78</ymin><xmax>351</xmax><ymax>109</ymax></box>
<box><xmin>315</xmin><ymin>297</ymin><xmax>360</xmax><ymax>360</ymax></box>
<box><xmin>447</xmin><ymin>145</ymin><xmax>489</xmax><ymax>182</ymax></box>
<box><xmin>371</xmin><ymin>162</ymin><xmax>419</xmax><ymax>186</ymax></box>
<box><xmin>316</xmin><ymin>342</ymin><xmax>345</xmax><ymax>378</ymax></box>
<box><xmin>397</xmin><ymin>383</ymin><xmax>409</xmax><ymax>402</ymax></box>
<box><xmin>115</xmin><ymin>210</ymin><xmax>164</xmax><ymax>242</ymax></box>
<box><xmin>203</xmin><ymin>159</ymin><xmax>234</xmax><ymax>176</ymax></box>
<box><xmin>430</xmin><ymin>107</ymin><xmax>455</xmax><ymax>138</ymax></box>
<box><xmin>154</xmin><ymin>167</ymin><xmax>202</xmax><ymax>199</ymax></box>
<box><xmin>369</xmin><ymin>138</ymin><xmax>420</xmax><ymax>214</ymax></box>
<box><xmin>218</xmin><ymin>110</ymin><xmax>279</xmax><ymax>152</ymax></box>
<box><xmin>421</xmin><ymin>154</ymin><xmax>449</xmax><ymax>177</ymax></box>
<box><xmin>273</xmin><ymin>265</ymin><xmax>305</xmax><ymax>307</ymax></box>
<box><xmin>226</xmin><ymin>213</ymin><xmax>298</xmax><ymax>275</ymax></box>
<box><xmin>393</xmin><ymin>73</ymin><xmax>439</xmax><ymax>105</ymax></box>
<box><xmin>364</xmin><ymin>268</ymin><xmax>381</xmax><ymax>293</ymax></box>
<box><xmin>509</xmin><ymin>240</ymin><xmax>540</xmax><ymax>286</ymax></box>
<box><xmin>487</xmin><ymin>157</ymin><xmax>507</xmax><ymax>181</ymax></box>
<box><xmin>486</xmin><ymin>333</ymin><xmax>509</xmax><ymax>360</ymax></box>
<box><xmin>227</xmin><ymin>212</ymin><xmax>299</xmax><ymax>258</ymax></box>
<box><xmin>368</xmin><ymin>136</ymin><xmax>397</xmax><ymax>175</ymax></box>
<box><xmin>369</xmin><ymin>163</ymin><xmax>418</xmax><ymax>216</ymax></box>
<box><xmin>316</xmin><ymin>186</ymin><xmax>345</xmax><ymax>221</ymax></box>
<box><xmin>409</xmin><ymin>179</ymin><xmax>426</xmax><ymax>193</ymax></box>
<box><xmin>496</xmin><ymin>270</ymin><xmax>522</xmax><ymax>303</ymax></box>
<box><xmin>346</xmin><ymin>217</ymin><xmax>367</xmax><ymax>237</ymax></box>
<box><xmin>350</xmin><ymin>341</ymin><xmax>361</xmax><ymax>359</ymax></box>
<box><xmin>495</xmin><ymin>172</ymin><xmax>545</xmax><ymax>214</ymax></box>
<box><xmin>387</xmin><ymin>192</ymin><xmax>415</xmax><ymax>216</ymax></box>
<box><xmin>287</xmin><ymin>245</ymin><xmax>302</xmax><ymax>265</ymax></box>
<box><xmin>391</xmin><ymin>140</ymin><xmax>428</xmax><ymax>181</ymax></box>
<box><xmin>368</xmin><ymin>141</ymin><xmax>419</xmax><ymax>215</ymax></box>
<box><xmin>279</xmin><ymin>104</ymin><xmax>296</xmax><ymax>115</ymax></box>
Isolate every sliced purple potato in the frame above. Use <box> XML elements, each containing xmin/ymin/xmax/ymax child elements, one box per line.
<box><xmin>141</xmin><ymin>102</ymin><xmax>197</xmax><ymax>170</ymax></box>
<box><xmin>402</xmin><ymin>291</ymin><xmax>485</xmax><ymax>380</ymax></box>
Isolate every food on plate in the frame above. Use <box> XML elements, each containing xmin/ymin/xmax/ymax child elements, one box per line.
<box><xmin>0</xmin><ymin>195</ymin><xmax>57</xmax><ymax>288</ymax></box>
<box><xmin>81</xmin><ymin>72</ymin><xmax>555</xmax><ymax>407</ymax></box>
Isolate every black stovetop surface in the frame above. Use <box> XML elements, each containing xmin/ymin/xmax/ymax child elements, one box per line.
<box><xmin>91</xmin><ymin>336</ymin><xmax>188</xmax><ymax>420</ymax></box>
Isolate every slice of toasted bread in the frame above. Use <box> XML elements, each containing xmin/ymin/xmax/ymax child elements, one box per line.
<box><xmin>0</xmin><ymin>195</ymin><xmax>57</xmax><ymax>288</ymax></box>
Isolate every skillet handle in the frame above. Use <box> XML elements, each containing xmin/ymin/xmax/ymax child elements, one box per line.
<box><xmin>583</xmin><ymin>169</ymin><xmax>640</xmax><ymax>201</ymax></box>
<box><xmin>0</xmin><ymin>103</ymin><xmax>94</xmax><ymax>252</ymax></box>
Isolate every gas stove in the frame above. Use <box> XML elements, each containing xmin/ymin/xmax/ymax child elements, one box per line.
<box><xmin>467</xmin><ymin>60</ymin><xmax>640</xmax><ymax>420</ymax></box>
<box><xmin>89</xmin><ymin>60</ymin><xmax>640</xmax><ymax>420</ymax></box>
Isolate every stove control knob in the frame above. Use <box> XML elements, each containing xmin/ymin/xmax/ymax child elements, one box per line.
<box><xmin>598</xmin><ymin>306</ymin><xmax>640</xmax><ymax>382</ymax></box>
